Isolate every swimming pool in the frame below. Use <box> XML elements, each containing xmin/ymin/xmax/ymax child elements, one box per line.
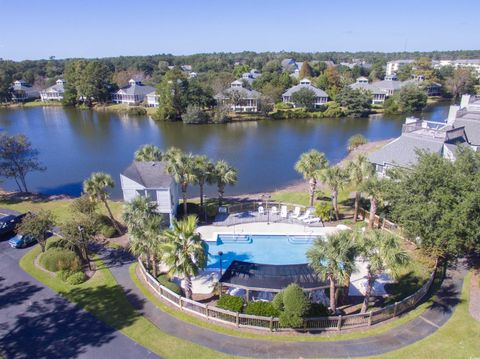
<box><xmin>205</xmin><ymin>234</ymin><xmax>324</xmax><ymax>269</ymax></box>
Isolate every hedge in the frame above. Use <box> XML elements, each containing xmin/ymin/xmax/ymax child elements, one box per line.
<box><xmin>157</xmin><ymin>274</ymin><xmax>183</xmax><ymax>296</ymax></box>
<box><xmin>244</xmin><ymin>301</ymin><xmax>279</xmax><ymax>317</ymax></box>
<box><xmin>216</xmin><ymin>295</ymin><xmax>244</xmax><ymax>313</ymax></box>
<box><xmin>67</xmin><ymin>272</ymin><xmax>87</xmax><ymax>285</ymax></box>
<box><xmin>40</xmin><ymin>248</ymin><xmax>81</xmax><ymax>272</ymax></box>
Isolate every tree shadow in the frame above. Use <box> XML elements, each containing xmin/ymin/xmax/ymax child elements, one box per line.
<box><xmin>0</xmin><ymin>278</ymin><xmax>42</xmax><ymax>310</ymax></box>
<box><xmin>384</xmin><ymin>271</ymin><xmax>423</xmax><ymax>304</ymax></box>
<box><xmin>94</xmin><ymin>247</ymin><xmax>135</xmax><ymax>270</ymax></box>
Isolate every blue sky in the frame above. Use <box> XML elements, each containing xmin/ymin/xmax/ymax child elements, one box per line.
<box><xmin>1</xmin><ymin>0</ymin><xmax>479</xmax><ymax>60</ymax></box>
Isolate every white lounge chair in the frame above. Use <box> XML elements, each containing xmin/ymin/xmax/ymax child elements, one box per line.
<box><xmin>271</xmin><ymin>206</ymin><xmax>278</xmax><ymax>215</ymax></box>
<box><xmin>303</xmin><ymin>216</ymin><xmax>321</xmax><ymax>224</ymax></box>
<box><xmin>291</xmin><ymin>206</ymin><xmax>301</xmax><ymax>218</ymax></box>
<box><xmin>298</xmin><ymin>209</ymin><xmax>311</xmax><ymax>221</ymax></box>
<box><xmin>258</xmin><ymin>206</ymin><xmax>265</xmax><ymax>215</ymax></box>
<box><xmin>280</xmin><ymin>205</ymin><xmax>288</xmax><ymax>218</ymax></box>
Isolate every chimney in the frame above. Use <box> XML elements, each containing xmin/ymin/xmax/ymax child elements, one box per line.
<box><xmin>460</xmin><ymin>94</ymin><xmax>471</xmax><ymax>109</ymax></box>
<box><xmin>447</xmin><ymin>105</ymin><xmax>460</xmax><ymax>125</ymax></box>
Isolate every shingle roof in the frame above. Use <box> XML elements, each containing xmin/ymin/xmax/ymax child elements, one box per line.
<box><xmin>349</xmin><ymin>81</ymin><xmax>387</xmax><ymax>95</ymax></box>
<box><xmin>214</xmin><ymin>85</ymin><xmax>261</xmax><ymax>100</ymax></box>
<box><xmin>372</xmin><ymin>79</ymin><xmax>403</xmax><ymax>92</ymax></box>
<box><xmin>42</xmin><ymin>80</ymin><xmax>65</xmax><ymax>94</ymax></box>
<box><xmin>454</xmin><ymin>117</ymin><xmax>480</xmax><ymax>146</ymax></box>
<box><xmin>282</xmin><ymin>82</ymin><xmax>328</xmax><ymax>97</ymax></box>
<box><xmin>122</xmin><ymin>161</ymin><xmax>173</xmax><ymax>188</ymax></box>
<box><xmin>115</xmin><ymin>81</ymin><xmax>156</xmax><ymax>97</ymax></box>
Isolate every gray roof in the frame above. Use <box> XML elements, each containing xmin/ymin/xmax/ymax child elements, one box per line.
<box><xmin>282</xmin><ymin>81</ymin><xmax>328</xmax><ymax>98</ymax></box>
<box><xmin>122</xmin><ymin>161</ymin><xmax>173</xmax><ymax>188</ymax></box>
<box><xmin>42</xmin><ymin>80</ymin><xmax>65</xmax><ymax>94</ymax></box>
<box><xmin>372</xmin><ymin>78</ymin><xmax>403</xmax><ymax>92</ymax></box>
<box><xmin>214</xmin><ymin>85</ymin><xmax>261</xmax><ymax>100</ymax></box>
<box><xmin>115</xmin><ymin>81</ymin><xmax>156</xmax><ymax>97</ymax></box>
<box><xmin>454</xmin><ymin>115</ymin><xmax>480</xmax><ymax>146</ymax></box>
<box><xmin>349</xmin><ymin>81</ymin><xmax>387</xmax><ymax>95</ymax></box>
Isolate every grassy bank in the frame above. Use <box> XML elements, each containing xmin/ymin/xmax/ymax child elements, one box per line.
<box><xmin>20</xmin><ymin>245</ymin><xmax>233</xmax><ymax>359</ymax></box>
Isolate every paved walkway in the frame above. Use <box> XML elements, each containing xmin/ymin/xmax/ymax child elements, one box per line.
<box><xmin>469</xmin><ymin>269</ymin><xmax>480</xmax><ymax>322</ymax></box>
<box><xmin>0</xmin><ymin>237</ymin><xmax>161</xmax><ymax>359</ymax></box>
<box><xmin>107</xmin><ymin>249</ymin><xmax>468</xmax><ymax>358</ymax></box>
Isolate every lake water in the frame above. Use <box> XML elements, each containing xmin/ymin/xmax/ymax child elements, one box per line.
<box><xmin>0</xmin><ymin>105</ymin><xmax>449</xmax><ymax>198</ymax></box>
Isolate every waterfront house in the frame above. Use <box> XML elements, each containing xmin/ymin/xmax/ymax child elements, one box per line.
<box><xmin>282</xmin><ymin>78</ymin><xmax>329</xmax><ymax>108</ymax></box>
<box><xmin>447</xmin><ymin>94</ymin><xmax>480</xmax><ymax>149</ymax></box>
<box><xmin>241</xmin><ymin>69</ymin><xmax>261</xmax><ymax>84</ymax></box>
<box><xmin>371</xmin><ymin>74</ymin><xmax>403</xmax><ymax>96</ymax></box>
<box><xmin>120</xmin><ymin>161</ymin><xmax>178</xmax><ymax>225</ymax></box>
<box><xmin>112</xmin><ymin>79</ymin><xmax>155</xmax><ymax>105</ymax></box>
<box><xmin>402</xmin><ymin>75</ymin><xmax>442</xmax><ymax>96</ymax></box>
<box><xmin>433</xmin><ymin>59</ymin><xmax>480</xmax><ymax>78</ymax></box>
<box><xmin>146</xmin><ymin>91</ymin><xmax>159</xmax><ymax>107</ymax></box>
<box><xmin>10</xmin><ymin>80</ymin><xmax>39</xmax><ymax>102</ymax></box>
<box><xmin>214</xmin><ymin>80</ymin><xmax>261</xmax><ymax>112</ymax></box>
<box><xmin>40</xmin><ymin>79</ymin><xmax>65</xmax><ymax>101</ymax></box>
<box><xmin>369</xmin><ymin>117</ymin><xmax>468</xmax><ymax>176</ymax></box>
<box><xmin>386</xmin><ymin>60</ymin><xmax>415</xmax><ymax>76</ymax></box>
<box><xmin>349</xmin><ymin>77</ymin><xmax>388</xmax><ymax>104</ymax></box>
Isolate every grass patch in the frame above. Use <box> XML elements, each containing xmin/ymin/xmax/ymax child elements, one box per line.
<box><xmin>367</xmin><ymin>271</ymin><xmax>480</xmax><ymax>359</ymax></box>
<box><xmin>129</xmin><ymin>262</ymin><xmax>444</xmax><ymax>342</ymax></box>
<box><xmin>20</xmin><ymin>245</ymin><xmax>232</xmax><ymax>359</ymax></box>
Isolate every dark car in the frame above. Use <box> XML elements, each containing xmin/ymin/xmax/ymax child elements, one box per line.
<box><xmin>8</xmin><ymin>234</ymin><xmax>37</xmax><ymax>248</ymax></box>
<box><xmin>0</xmin><ymin>213</ymin><xmax>27</xmax><ymax>236</ymax></box>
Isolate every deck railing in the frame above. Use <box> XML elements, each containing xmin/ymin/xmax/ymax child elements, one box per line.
<box><xmin>137</xmin><ymin>258</ymin><xmax>437</xmax><ymax>332</ymax></box>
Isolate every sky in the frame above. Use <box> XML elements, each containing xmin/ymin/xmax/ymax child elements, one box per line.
<box><xmin>1</xmin><ymin>0</ymin><xmax>479</xmax><ymax>61</ymax></box>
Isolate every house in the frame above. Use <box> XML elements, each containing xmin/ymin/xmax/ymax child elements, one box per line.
<box><xmin>448</xmin><ymin>94</ymin><xmax>480</xmax><ymax>149</ymax></box>
<box><xmin>40</xmin><ymin>79</ymin><xmax>65</xmax><ymax>101</ymax></box>
<box><xmin>214</xmin><ymin>80</ymin><xmax>261</xmax><ymax>112</ymax></box>
<box><xmin>146</xmin><ymin>91</ymin><xmax>159</xmax><ymax>107</ymax></box>
<box><xmin>402</xmin><ymin>75</ymin><xmax>442</xmax><ymax>96</ymax></box>
<box><xmin>112</xmin><ymin>79</ymin><xmax>155</xmax><ymax>105</ymax></box>
<box><xmin>369</xmin><ymin>117</ymin><xmax>469</xmax><ymax>176</ymax></box>
<box><xmin>241</xmin><ymin>69</ymin><xmax>261</xmax><ymax>84</ymax></box>
<box><xmin>120</xmin><ymin>161</ymin><xmax>178</xmax><ymax>225</ymax></box>
<box><xmin>349</xmin><ymin>77</ymin><xmax>388</xmax><ymax>104</ymax></box>
<box><xmin>371</xmin><ymin>74</ymin><xmax>403</xmax><ymax>96</ymax></box>
<box><xmin>433</xmin><ymin>59</ymin><xmax>480</xmax><ymax>78</ymax></box>
<box><xmin>282</xmin><ymin>78</ymin><xmax>329</xmax><ymax>108</ymax></box>
<box><xmin>10</xmin><ymin>80</ymin><xmax>39</xmax><ymax>102</ymax></box>
<box><xmin>386</xmin><ymin>60</ymin><xmax>415</xmax><ymax>76</ymax></box>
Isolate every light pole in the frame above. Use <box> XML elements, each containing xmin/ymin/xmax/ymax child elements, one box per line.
<box><xmin>261</xmin><ymin>194</ymin><xmax>272</xmax><ymax>225</ymax></box>
<box><xmin>78</xmin><ymin>225</ymin><xmax>91</xmax><ymax>271</ymax></box>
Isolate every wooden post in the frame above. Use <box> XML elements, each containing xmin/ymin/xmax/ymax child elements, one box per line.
<box><xmin>337</xmin><ymin>315</ymin><xmax>342</xmax><ymax>331</ymax></box>
<box><xmin>179</xmin><ymin>297</ymin><xmax>183</xmax><ymax>310</ymax></box>
<box><xmin>206</xmin><ymin>304</ymin><xmax>209</xmax><ymax>320</ymax></box>
<box><xmin>393</xmin><ymin>302</ymin><xmax>399</xmax><ymax>317</ymax></box>
<box><xmin>236</xmin><ymin>312</ymin><xmax>240</xmax><ymax>327</ymax></box>
<box><xmin>246</xmin><ymin>289</ymin><xmax>250</xmax><ymax>303</ymax></box>
<box><xmin>269</xmin><ymin>317</ymin><xmax>274</xmax><ymax>332</ymax></box>
<box><xmin>368</xmin><ymin>311</ymin><xmax>373</xmax><ymax>326</ymax></box>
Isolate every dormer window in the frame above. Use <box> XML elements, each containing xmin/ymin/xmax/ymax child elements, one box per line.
<box><xmin>300</xmin><ymin>79</ymin><xmax>311</xmax><ymax>85</ymax></box>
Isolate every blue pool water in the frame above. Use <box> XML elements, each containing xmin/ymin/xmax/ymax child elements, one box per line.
<box><xmin>205</xmin><ymin>234</ymin><xmax>323</xmax><ymax>269</ymax></box>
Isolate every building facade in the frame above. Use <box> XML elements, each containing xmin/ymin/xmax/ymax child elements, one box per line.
<box><xmin>349</xmin><ymin>77</ymin><xmax>387</xmax><ymax>104</ymax></box>
<box><xmin>386</xmin><ymin>60</ymin><xmax>415</xmax><ymax>76</ymax></box>
<box><xmin>11</xmin><ymin>80</ymin><xmax>39</xmax><ymax>102</ymax></box>
<box><xmin>112</xmin><ymin>79</ymin><xmax>156</xmax><ymax>105</ymax></box>
<box><xmin>282</xmin><ymin>78</ymin><xmax>329</xmax><ymax>108</ymax></box>
<box><xmin>214</xmin><ymin>80</ymin><xmax>261</xmax><ymax>112</ymax></box>
<box><xmin>40</xmin><ymin>79</ymin><xmax>65</xmax><ymax>101</ymax></box>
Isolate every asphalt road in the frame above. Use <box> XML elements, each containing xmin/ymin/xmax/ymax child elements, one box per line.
<box><xmin>0</xmin><ymin>227</ymin><xmax>162</xmax><ymax>359</ymax></box>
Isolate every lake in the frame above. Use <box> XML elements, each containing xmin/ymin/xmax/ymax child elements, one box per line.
<box><xmin>0</xmin><ymin>104</ymin><xmax>449</xmax><ymax>198</ymax></box>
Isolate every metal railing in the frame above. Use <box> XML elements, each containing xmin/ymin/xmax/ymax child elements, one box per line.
<box><xmin>137</xmin><ymin>258</ymin><xmax>437</xmax><ymax>332</ymax></box>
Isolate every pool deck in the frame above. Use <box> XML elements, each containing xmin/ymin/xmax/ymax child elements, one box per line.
<box><xmin>198</xmin><ymin>222</ymin><xmax>339</xmax><ymax>241</ymax></box>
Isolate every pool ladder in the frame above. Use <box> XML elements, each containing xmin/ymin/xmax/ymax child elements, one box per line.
<box><xmin>219</xmin><ymin>234</ymin><xmax>252</xmax><ymax>244</ymax></box>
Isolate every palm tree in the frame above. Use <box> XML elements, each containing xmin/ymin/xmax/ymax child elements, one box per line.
<box><xmin>307</xmin><ymin>231</ymin><xmax>358</xmax><ymax>313</ymax></box>
<box><xmin>359</xmin><ymin>230</ymin><xmax>409</xmax><ymax>313</ymax></box>
<box><xmin>162</xmin><ymin>215</ymin><xmax>207</xmax><ymax>299</ymax></box>
<box><xmin>347</xmin><ymin>155</ymin><xmax>374</xmax><ymax>222</ymax></box>
<box><xmin>134</xmin><ymin>144</ymin><xmax>163</xmax><ymax>162</ymax></box>
<box><xmin>193</xmin><ymin>155</ymin><xmax>215</xmax><ymax>209</ymax></box>
<box><xmin>143</xmin><ymin>216</ymin><xmax>164</xmax><ymax>277</ymax></box>
<box><xmin>294</xmin><ymin>150</ymin><xmax>328</xmax><ymax>207</ymax></box>
<box><xmin>123</xmin><ymin>196</ymin><xmax>158</xmax><ymax>233</ymax></box>
<box><xmin>360</xmin><ymin>176</ymin><xmax>386</xmax><ymax>229</ymax></box>
<box><xmin>319</xmin><ymin>166</ymin><xmax>348</xmax><ymax>220</ymax></box>
<box><xmin>83</xmin><ymin>172</ymin><xmax>122</xmax><ymax>234</ymax></box>
<box><xmin>213</xmin><ymin>160</ymin><xmax>238</xmax><ymax>206</ymax></box>
<box><xmin>165</xmin><ymin>150</ymin><xmax>196</xmax><ymax>216</ymax></box>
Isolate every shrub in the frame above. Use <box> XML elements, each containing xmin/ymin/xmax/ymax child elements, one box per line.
<box><xmin>274</xmin><ymin>102</ymin><xmax>292</xmax><ymax>110</ymax></box>
<box><xmin>277</xmin><ymin>284</ymin><xmax>311</xmax><ymax>328</ymax></box>
<box><xmin>182</xmin><ymin>105</ymin><xmax>210</xmax><ymax>124</ymax></box>
<box><xmin>40</xmin><ymin>248</ymin><xmax>81</xmax><ymax>272</ymax></box>
<box><xmin>315</xmin><ymin>202</ymin><xmax>333</xmax><ymax>222</ymax></box>
<box><xmin>157</xmin><ymin>274</ymin><xmax>183</xmax><ymax>295</ymax></box>
<box><xmin>272</xmin><ymin>291</ymin><xmax>284</xmax><ymax>311</ymax></box>
<box><xmin>245</xmin><ymin>301</ymin><xmax>279</xmax><ymax>317</ymax></box>
<box><xmin>216</xmin><ymin>294</ymin><xmax>244</xmax><ymax>313</ymax></box>
<box><xmin>45</xmin><ymin>238</ymin><xmax>63</xmax><ymax>251</ymax></box>
<box><xmin>96</xmin><ymin>214</ymin><xmax>117</xmax><ymax>238</ymax></box>
<box><xmin>347</xmin><ymin>134</ymin><xmax>368</xmax><ymax>152</ymax></box>
<box><xmin>57</xmin><ymin>269</ymin><xmax>75</xmax><ymax>282</ymax></box>
<box><xmin>67</xmin><ymin>272</ymin><xmax>87</xmax><ymax>285</ymax></box>
<box><xmin>127</xmin><ymin>106</ymin><xmax>147</xmax><ymax>116</ymax></box>
<box><xmin>307</xmin><ymin>303</ymin><xmax>330</xmax><ymax>317</ymax></box>
<box><xmin>212</xmin><ymin>105</ymin><xmax>231</xmax><ymax>124</ymax></box>
<box><xmin>279</xmin><ymin>311</ymin><xmax>304</xmax><ymax>328</ymax></box>
<box><xmin>323</xmin><ymin>101</ymin><xmax>344</xmax><ymax>118</ymax></box>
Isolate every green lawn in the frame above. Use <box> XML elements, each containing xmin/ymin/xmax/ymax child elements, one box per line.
<box><xmin>0</xmin><ymin>197</ymin><xmax>123</xmax><ymax>225</ymax></box>
<box><xmin>20</xmin><ymin>245</ymin><xmax>234</xmax><ymax>359</ymax></box>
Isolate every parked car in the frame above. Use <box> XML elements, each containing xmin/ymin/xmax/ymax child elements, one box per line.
<box><xmin>0</xmin><ymin>213</ymin><xmax>26</xmax><ymax>236</ymax></box>
<box><xmin>8</xmin><ymin>234</ymin><xmax>37</xmax><ymax>248</ymax></box>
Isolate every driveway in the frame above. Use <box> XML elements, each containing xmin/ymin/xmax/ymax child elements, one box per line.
<box><xmin>0</xmin><ymin>228</ymin><xmax>161</xmax><ymax>359</ymax></box>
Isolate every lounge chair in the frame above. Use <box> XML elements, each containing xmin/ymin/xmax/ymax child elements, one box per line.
<box><xmin>303</xmin><ymin>216</ymin><xmax>321</xmax><ymax>224</ymax></box>
<box><xmin>258</xmin><ymin>206</ymin><xmax>265</xmax><ymax>215</ymax></box>
<box><xmin>271</xmin><ymin>206</ymin><xmax>278</xmax><ymax>215</ymax></box>
<box><xmin>280</xmin><ymin>205</ymin><xmax>288</xmax><ymax>218</ymax></box>
<box><xmin>298</xmin><ymin>209</ymin><xmax>311</xmax><ymax>221</ymax></box>
<box><xmin>291</xmin><ymin>206</ymin><xmax>301</xmax><ymax>219</ymax></box>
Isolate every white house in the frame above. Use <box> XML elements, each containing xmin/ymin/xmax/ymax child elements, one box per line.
<box><xmin>112</xmin><ymin>79</ymin><xmax>155</xmax><ymax>105</ymax></box>
<box><xmin>120</xmin><ymin>161</ymin><xmax>178</xmax><ymax>226</ymax></box>
<box><xmin>40</xmin><ymin>79</ymin><xmax>65</xmax><ymax>101</ymax></box>
<box><xmin>282</xmin><ymin>78</ymin><xmax>329</xmax><ymax>108</ymax></box>
<box><xmin>349</xmin><ymin>77</ymin><xmax>388</xmax><ymax>104</ymax></box>
<box><xmin>386</xmin><ymin>60</ymin><xmax>415</xmax><ymax>76</ymax></box>
<box><xmin>146</xmin><ymin>91</ymin><xmax>159</xmax><ymax>107</ymax></box>
<box><xmin>371</xmin><ymin>74</ymin><xmax>403</xmax><ymax>96</ymax></box>
<box><xmin>11</xmin><ymin>80</ymin><xmax>39</xmax><ymax>102</ymax></box>
<box><xmin>214</xmin><ymin>80</ymin><xmax>261</xmax><ymax>112</ymax></box>
<box><xmin>433</xmin><ymin>59</ymin><xmax>480</xmax><ymax>78</ymax></box>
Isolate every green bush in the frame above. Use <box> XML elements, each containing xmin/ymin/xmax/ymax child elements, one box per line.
<box><xmin>245</xmin><ymin>301</ymin><xmax>279</xmax><ymax>317</ymax></box>
<box><xmin>347</xmin><ymin>134</ymin><xmax>368</xmax><ymax>152</ymax></box>
<box><xmin>157</xmin><ymin>274</ymin><xmax>183</xmax><ymax>295</ymax></box>
<box><xmin>272</xmin><ymin>291</ymin><xmax>284</xmax><ymax>311</ymax></box>
<box><xmin>67</xmin><ymin>271</ymin><xmax>87</xmax><ymax>285</ymax></box>
<box><xmin>127</xmin><ymin>106</ymin><xmax>147</xmax><ymax>116</ymax></box>
<box><xmin>40</xmin><ymin>248</ymin><xmax>81</xmax><ymax>272</ymax></box>
<box><xmin>216</xmin><ymin>294</ymin><xmax>244</xmax><ymax>313</ymax></box>
<box><xmin>277</xmin><ymin>284</ymin><xmax>311</xmax><ymax>328</ymax></box>
<box><xmin>279</xmin><ymin>311</ymin><xmax>304</xmax><ymax>328</ymax></box>
<box><xmin>182</xmin><ymin>104</ymin><xmax>210</xmax><ymax>124</ymax></box>
<box><xmin>96</xmin><ymin>214</ymin><xmax>117</xmax><ymax>238</ymax></box>
<box><xmin>57</xmin><ymin>269</ymin><xmax>75</xmax><ymax>282</ymax></box>
<box><xmin>45</xmin><ymin>238</ymin><xmax>63</xmax><ymax>251</ymax></box>
<box><xmin>307</xmin><ymin>303</ymin><xmax>330</xmax><ymax>317</ymax></box>
<box><xmin>315</xmin><ymin>202</ymin><xmax>333</xmax><ymax>222</ymax></box>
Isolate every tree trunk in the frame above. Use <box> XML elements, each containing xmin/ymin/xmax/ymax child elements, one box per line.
<box><xmin>151</xmin><ymin>256</ymin><xmax>158</xmax><ymax>277</ymax></box>
<box><xmin>103</xmin><ymin>199</ymin><xmax>122</xmax><ymax>234</ymax></box>
<box><xmin>182</xmin><ymin>188</ymin><xmax>188</xmax><ymax>216</ymax></box>
<box><xmin>354</xmin><ymin>191</ymin><xmax>360</xmax><ymax>222</ymax></box>
<box><xmin>309</xmin><ymin>177</ymin><xmax>316</xmax><ymax>207</ymax></box>
<box><xmin>329</xmin><ymin>277</ymin><xmax>336</xmax><ymax>313</ymax></box>
<box><xmin>83</xmin><ymin>243</ymin><xmax>92</xmax><ymax>271</ymax></box>
<box><xmin>38</xmin><ymin>239</ymin><xmax>46</xmax><ymax>253</ymax></box>
<box><xmin>199</xmin><ymin>182</ymin><xmax>204</xmax><ymax>208</ymax></box>
<box><xmin>218</xmin><ymin>185</ymin><xmax>225</xmax><ymax>206</ymax></box>
<box><xmin>361</xmin><ymin>269</ymin><xmax>375</xmax><ymax>313</ymax></box>
<box><xmin>368</xmin><ymin>197</ymin><xmax>377</xmax><ymax>229</ymax></box>
<box><xmin>184</xmin><ymin>275</ymin><xmax>193</xmax><ymax>299</ymax></box>
<box><xmin>341</xmin><ymin>274</ymin><xmax>351</xmax><ymax>305</ymax></box>
<box><xmin>13</xmin><ymin>176</ymin><xmax>22</xmax><ymax>193</ymax></box>
<box><xmin>333</xmin><ymin>189</ymin><xmax>339</xmax><ymax>220</ymax></box>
